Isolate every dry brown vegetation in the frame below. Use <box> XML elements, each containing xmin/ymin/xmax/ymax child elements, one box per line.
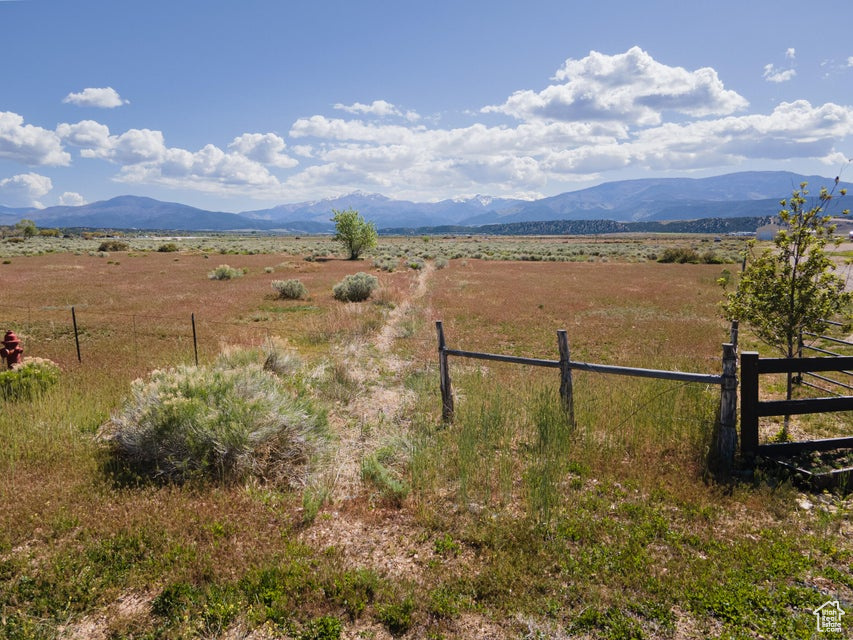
<box><xmin>0</xmin><ymin>237</ymin><xmax>850</xmax><ymax>639</ymax></box>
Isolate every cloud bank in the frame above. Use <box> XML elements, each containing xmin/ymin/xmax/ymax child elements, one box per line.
<box><xmin>0</xmin><ymin>172</ymin><xmax>53</xmax><ymax>208</ymax></box>
<box><xmin>3</xmin><ymin>47</ymin><xmax>853</xmax><ymax>205</ymax></box>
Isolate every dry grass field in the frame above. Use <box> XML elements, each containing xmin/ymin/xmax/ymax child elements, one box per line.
<box><xmin>0</xmin><ymin>235</ymin><xmax>850</xmax><ymax>640</ymax></box>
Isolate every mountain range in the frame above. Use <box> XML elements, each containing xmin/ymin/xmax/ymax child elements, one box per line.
<box><xmin>1</xmin><ymin>171</ymin><xmax>849</xmax><ymax>233</ymax></box>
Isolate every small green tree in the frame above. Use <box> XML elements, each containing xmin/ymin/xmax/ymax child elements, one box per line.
<box><xmin>721</xmin><ymin>181</ymin><xmax>851</xmax><ymax>433</ymax></box>
<box><xmin>332</xmin><ymin>208</ymin><xmax>377</xmax><ymax>260</ymax></box>
<box><xmin>14</xmin><ymin>219</ymin><xmax>37</xmax><ymax>239</ymax></box>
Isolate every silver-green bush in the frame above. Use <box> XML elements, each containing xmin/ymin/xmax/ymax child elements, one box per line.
<box><xmin>100</xmin><ymin>362</ymin><xmax>326</xmax><ymax>485</ymax></box>
<box><xmin>208</xmin><ymin>264</ymin><xmax>244</xmax><ymax>280</ymax></box>
<box><xmin>332</xmin><ymin>272</ymin><xmax>379</xmax><ymax>302</ymax></box>
<box><xmin>271</xmin><ymin>278</ymin><xmax>308</xmax><ymax>300</ymax></box>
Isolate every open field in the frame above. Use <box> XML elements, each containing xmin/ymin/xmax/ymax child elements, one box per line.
<box><xmin>0</xmin><ymin>235</ymin><xmax>850</xmax><ymax>640</ymax></box>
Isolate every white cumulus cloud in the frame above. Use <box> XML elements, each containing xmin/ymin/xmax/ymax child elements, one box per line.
<box><xmin>483</xmin><ymin>47</ymin><xmax>748</xmax><ymax>126</ymax></box>
<box><xmin>228</xmin><ymin>133</ymin><xmax>298</xmax><ymax>168</ymax></box>
<box><xmin>59</xmin><ymin>191</ymin><xmax>86</xmax><ymax>206</ymax></box>
<box><xmin>0</xmin><ymin>172</ymin><xmax>53</xmax><ymax>208</ymax></box>
<box><xmin>763</xmin><ymin>49</ymin><xmax>797</xmax><ymax>83</ymax></box>
<box><xmin>0</xmin><ymin>112</ymin><xmax>70</xmax><ymax>166</ymax></box>
<box><xmin>763</xmin><ymin>63</ymin><xmax>796</xmax><ymax>83</ymax></box>
<box><xmin>57</xmin><ymin>120</ymin><xmax>286</xmax><ymax>194</ymax></box>
<box><xmin>116</xmin><ymin>143</ymin><xmax>281</xmax><ymax>195</ymax></box>
<box><xmin>334</xmin><ymin>100</ymin><xmax>398</xmax><ymax>117</ymax></box>
<box><xmin>56</xmin><ymin>120</ymin><xmax>112</xmax><ymax>150</ymax></box>
<box><xmin>334</xmin><ymin>100</ymin><xmax>421</xmax><ymax>121</ymax></box>
<box><xmin>62</xmin><ymin>87</ymin><xmax>129</xmax><ymax>108</ymax></box>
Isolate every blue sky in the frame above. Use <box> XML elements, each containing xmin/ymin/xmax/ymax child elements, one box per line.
<box><xmin>1</xmin><ymin>0</ymin><xmax>852</xmax><ymax>212</ymax></box>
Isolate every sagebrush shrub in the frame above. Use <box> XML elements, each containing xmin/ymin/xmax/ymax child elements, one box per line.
<box><xmin>272</xmin><ymin>279</ymin><xmax>308</xmax><ymax>300</ymax></box>
<box><xmin>333</xmin><ymin>272</ymin><xmax>378</xmax><ymax>302</ymax></box>
<box><xmin>0</xmin><ymin>358</ymin><xmax>60</xmax><ymax>401</ymax></box>
<box><xmin>657</xmin><ymin>247</ymin><xmax>700</xmax><ymax>264</ymax></box>
<box><xmin>97</xmin><ymin>240</ymin><xmax>129</xmax><ymax>252</ymax></box>
<box><xmin>208</xmin><ymin>264</ymin><xmax>244</xmax><ymax>280</ymax></box>
<box><xmin>100</xmin><ymin>362</ymin><xmax>326</xmax><ymax>485</ymax></box>
<box><xmin>157</xmin><ymin>242</ymin><xmax>179</xmax><ymax>252</ymax></box>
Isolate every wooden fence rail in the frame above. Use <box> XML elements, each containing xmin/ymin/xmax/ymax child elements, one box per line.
<box><xmin>740</xmin><ymin>351</ymin><xmax>853</xmax><ymax>458</ymax></box>
<box><xmin>436</xmin><ymin>321</ymin><xmax>739</xmax><ymax>471</ymax></box>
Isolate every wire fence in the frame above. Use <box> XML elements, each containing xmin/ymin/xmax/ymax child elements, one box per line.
<box><xmin>0</xmin><ymin>306</ymin><xmax>281</xmax><ymax>373</ymax></box>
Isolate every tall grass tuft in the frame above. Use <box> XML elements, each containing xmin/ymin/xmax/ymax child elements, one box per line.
<box><xmin>413</xmin><ymin>367</ymin><xmax>718</xmax><ymax>525</ymax></box>
<box><xmin>99</xmin><ymin>361</ymin><xmax>327</xmax><ymax>486</ymax></box>
<box><xmin>525</xmin><ymin>389</ymin><xmax>574</xmax><ymax>526</ymax></box>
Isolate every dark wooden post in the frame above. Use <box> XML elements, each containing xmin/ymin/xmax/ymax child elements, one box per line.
<box><xmin>71</xmin><ymin>306</ymin><xmax>81</xmax><ymax>363</ymax></box>
<box><xmin>729</xmin><ymin>320</ymin><xmax>739</xmax><ymax>350</ymax></box>
<box><xmin>191</xmin><ymin>313</ymin><xmax>199</xmax><ymax>366</ymax></box>
<box><xmin>740</xmin><ymin>351</ymin><xmax>760</xmax><ymax>459</ymax></box>
<box><xmin>132</xmin><ymin>314</ymin><xmax>138</xmax><ymax>364</ymax></box>
<box><xmin>556</xmin><ymin>330</ymin><xmax>575</xmax><ymax>426</ymax></box>
<box><xmin>711</xmin><ymin>343</ymin><xmax>738</xmax><ymax>473</ymax></box>
<box><xmin>436</xmin><ymin>321</ymin><xmax>454</xmax><ymax>422</ymax></box>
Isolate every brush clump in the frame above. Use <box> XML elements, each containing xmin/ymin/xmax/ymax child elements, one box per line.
<box><xmin>99</xmin><ymin>359</ymin><xmax>326</xmax><ymax>486</ymax></box>
<box><xmin>333</xmin><ymin>272</ymin><xmax>378</xmax><ymax>302</ymax></box>
<box><xmin>0</xmin><ymin>357</ymin><xmax>61</xmax><ymax>401</ymax></box>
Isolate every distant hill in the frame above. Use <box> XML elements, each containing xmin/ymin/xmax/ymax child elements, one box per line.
<box><xmin>457</xmin><ymin>172</ymin><xmax>852</xmax><ymax>225</ymax></box>
<box><xmin>381</xmin><ymin>216</ymin><xmax>775</xmax><ymax>237</ymax></box>
<box><xmin>2</xmin><ymin>171</ymin><xmax>848</xmax><ymax>232</ymax></box>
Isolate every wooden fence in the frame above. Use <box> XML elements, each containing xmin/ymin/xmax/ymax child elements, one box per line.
<box><xmin>436</xmin><ymin>321</ymin><xmax>740</xmax><ymax>470</ymax></box>
<box><xmin>740</xmin><ymin>352</ymin><xmax>853</xmax><ymax>458</ymax></box>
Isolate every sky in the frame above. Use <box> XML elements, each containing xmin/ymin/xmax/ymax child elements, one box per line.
<box><xmin>1</xmin><ymin>0</ymin><xmax>852</xmax><ymax>213</ymax></box>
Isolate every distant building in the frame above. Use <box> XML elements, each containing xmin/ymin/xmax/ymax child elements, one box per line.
<box><xmin>756</xmin><ymin>224</ymin><xmax>780</xmax><ymax>241</ymax></box>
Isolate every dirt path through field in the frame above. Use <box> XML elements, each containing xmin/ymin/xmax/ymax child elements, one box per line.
<box><xmin>323</xmin><ymin>263</ymin><xmax>434</xmax><ymax>502</ymax></box>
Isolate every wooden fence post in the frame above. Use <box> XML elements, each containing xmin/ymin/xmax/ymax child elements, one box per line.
<box><xmin>556</xmin><ymin>330</ymin><xmax>575</xmax><ymax>426</ymax></box>
<box><xmin>729</xmin><ymin>320</ymin><xmax>739</xmax><ymax>350</ymax></box>
<box><xmin>711</xmin><ymin>343</ymin><xmax>738</xmax><ymax>474</ymax></box>
<box><xmin>740</xmin><ymin>351</ymin><xmax>759</xmax><ymax>459</ymax></box>
<box><xmin>436</xmin><ymin>321</ymin><xmax>454</xmax><ymax>422</ymax></box>
<box><xmin>71</xmin><ymin>306</ymin><xmax>81</xmax><ymax>364</ymax></box>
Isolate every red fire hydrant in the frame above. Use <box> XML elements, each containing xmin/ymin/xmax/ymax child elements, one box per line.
<box><xmin>1</xmin><ymin>331</ymin><xmax>23</xmax><ymax>368</ymax></box>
